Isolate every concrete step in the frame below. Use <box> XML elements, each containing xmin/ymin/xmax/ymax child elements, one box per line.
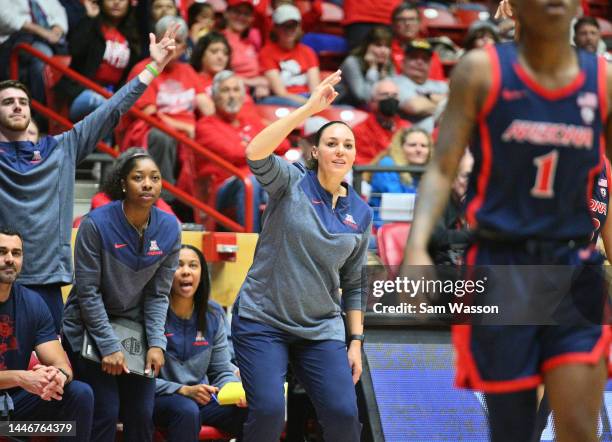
<box><xmin>74</xmin><ymin>180</ymin><xmax>98</xmax><ymax>200</ymax></box>
<box><xmin>73</xmin><ymin>180</ymin><xmax>99</xmax><ymax>220</ymax></box>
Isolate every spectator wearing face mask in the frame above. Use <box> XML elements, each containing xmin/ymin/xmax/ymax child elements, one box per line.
<box><xmin>351</xmin><ymin>79</ymin><xmax>409</xmax><ymax>165</ymax></box>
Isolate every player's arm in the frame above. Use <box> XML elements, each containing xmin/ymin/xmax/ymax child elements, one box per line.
<box><xmin>400</xmin><ymin>50</ymin><xmax>491</xmax><ymax>268</ymax></box>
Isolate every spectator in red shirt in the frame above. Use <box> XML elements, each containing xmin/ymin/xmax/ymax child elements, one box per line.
<box><xmin>390</xmin><ymin>3</ymin><xmax>445</xmax><ymax>81</ymax></box>
<box><xmin>222</xmin><ymin>0</ymin><xmax>271</xmax><ymax>100</ymax></box>
<box><xmin>195</xmin><ymin>70</ymin><xmax>289</xmax><ymax>231</ymax></box>
<box><xmin>190</xmin><ymin>30</ymin><xmax>260</xmax><ymax>119</ymax></box>
<box><xmin>259</xmin><ymin>5</ymin><xmax>320</xmax><ymax>107</ymax></box>
<box><xmin>56</xmin><ymin>0</ymin><xmax>141</xmax><ymax>121</ymax></box>
<box><xmin>190</xmin><ymin>31</ymin><xmax>232</xmax><ymax>97</ymax></box>
<box><xmin>257</xmin><ymin>0</ymin><xmax>323</xmax><ymax>42</ymax></box>
<box><xmin>352</xmin><ymin>78</ymin><xmax>409</xmax><ymax>165</ymax></box>
<box><xmin>119</xmin><ymin>16</ymin><xmax>213</xmax><ymax>197</ymax></box>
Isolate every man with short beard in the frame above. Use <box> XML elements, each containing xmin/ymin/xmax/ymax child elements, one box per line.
<box><xmin>352</xmin><ymin>79</ymin><xmax>409</xmax><ymax>165</ymax></box>
<box><xmin>0</xmin><ymin>227</ymin><xmax>94</xmax><ymax>441</ymax></box>
<box><xmin>195</xmin><ymin>70</ymin><xmax>288</xmax><ymax>232</ymax></box>
<box><xmin>0</xmin><ymin>27</ymin><xmax>179</xmax><ymax>334</ymax></box>
<box><xmin>573</xmin><ymin>16</ymin><xmax>610</xmax><ymax>60</ymax></box>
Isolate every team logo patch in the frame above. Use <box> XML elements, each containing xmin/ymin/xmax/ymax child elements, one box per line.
<box><xmin>193</xmin><ymin>331</ymin><xmax>209</xmax><ymax>346</ymax></box>
<box><xmin>577</xmin><ymin>92</ymin><xmax>598</xmax><ymax>125</ymax></box>
<box><xmin>121</xmin><ymin>337</ymin><xmax>143</xmax><ymax>355</ymax></box>
<box><xmin>343</xmin><ymin>214</ymin><xmax>358</xmax><ymax>229</ymax></box>
<box><xmin>30</xmin><ymin>150</ymin><xmax>42</xmax><ymax>163</ymax></box>
<box><xmin>599</xmin><ymin>178</ymin><xmax>608</xmax><ymax>188</ymax></box>
<box><xmin>147</xmin><ymin>240</ymin><xmax>163</xmax><ymax>256</ymax></box>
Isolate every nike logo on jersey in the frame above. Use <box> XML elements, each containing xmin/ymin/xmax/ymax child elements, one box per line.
<box><xmin>312</xmin><ymin>199</ymin><xmax>323</xmax><ymax>204</ymax></box>
<box><xmin>501</xmin><ymin>89</ymin><xmax>527</xmax><ymax>101</ymax></box>
<box><xmin>114</xmin><ymin>243</ymin><xmax>128</xmax><ymax>249</ymax></box>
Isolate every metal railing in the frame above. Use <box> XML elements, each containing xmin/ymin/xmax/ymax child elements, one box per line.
<box><xmin>10</xmin><ymin>43</ymin><xmax>254</xmax><ymax>232</ymax></box>
<box><xmin>352</xmin><ymin>164</ymin><xmax>426</xmax><ymax>196</ymax></box>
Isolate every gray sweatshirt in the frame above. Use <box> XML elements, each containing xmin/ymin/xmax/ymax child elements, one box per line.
<box><xmin>62</xmin><ymin>201</ymin><xmax>180</xmax><ymax>356</ymax></box>
<box><xmin>156</xmin><ymin>304</ymin><xmax>238</xmax><ymax>395</ymax></box>
<box><xmin>236</xmin><ymin>156</ymin><xmax>372</xmax><ymax>341</ymax></box>
<box><xmin>0</xmin><ymin>77</ymin><xmax>147</xmax><ymax>285</ymax></box>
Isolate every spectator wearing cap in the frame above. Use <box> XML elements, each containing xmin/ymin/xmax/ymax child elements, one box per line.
<box><xmin>390</xmin><ymin>3</ymin><xmax>446</xmax><ymax>81</ymax></box>
<box><xmin>258</xmin><ymin>0</ymin><xmax>323</xmax><ymax>43</ymax></box>
<box><xmin>195</xmin><ymin>70</ymin><xmax>289</xmax><ymax>231</ymax></box>
<box><xmin>0</xmin><ymin>0</ymin><xmax>69</xmax><ymax>105</ymax></box>
<box><xmin>336</xmin><ymin>26</ymin><xmax>395</xmax><ymax>108</ymax></box>
<box><xmin>573</xmin><ymin>16</ymin><xmax>609</xmax><ymax>59</ymax></box>
<box><xmin>351</xmin><ymin>79</ymin><xmax>409</xmax><ymax>165</ymax></box>
<box><xmin>463</xmin><ymin>20</ymin><xmax>500</xmax><ymax>52</ymax></box>
<box><xmin>118</xmin><ymin>16</ymin><xmax>214</xmax><ymax>201</ymax></box>
<box><xmin>391</xmin><ymin>39</ymin><xmax>448</xmax><ymax>133</ymax></box>
<box><xmin>259</xmin><ymin>4</ymin><xmax>320</xmax><ymax>107</ymax></box>
<box><xmin>222</xmin><ymin>0</ymin><xmax>271</xmax><ymax>100</ymax></box>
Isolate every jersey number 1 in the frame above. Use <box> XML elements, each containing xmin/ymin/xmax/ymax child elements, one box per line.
<box><xmin>531</xmin><ymin>150</ymin><xmax>558</xmax><ymax>198</ymax></box>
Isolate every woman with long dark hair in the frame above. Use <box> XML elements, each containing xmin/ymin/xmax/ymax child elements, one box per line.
<box><xmin>153</xmin><ymin>244</ymin><xmax>248</xmax><ymax>441</ymax></box>
<box><xmin>56</xmin><ymin>0</ymin><xmax>141</xmax><ymax>121</ymax></box>
<box><xmin>232</xmin><ymin>70</ymin><xmax>371</xmax><ymax>442</ymax></box>
<box><xmin>62</xmin><ymin>151</ymin><xmax>181</xmax><ymax>442</ymax></box>
<box><xmin>337</xmin><ymin>26</ymin><xmax>395</xmax><ymax>107</ymax></box>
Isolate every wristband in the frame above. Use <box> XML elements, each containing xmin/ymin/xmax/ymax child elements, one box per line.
<box><xmin>57</xmin><ymin>367</ymin><xmax>71</xmax><ymax>384</ymax></box>
<box><xmin>145</xmin><ymin>63</ymin><xmax>160</xmax><ymax>77</ymax></box>
<box><xmin>349</xmin><ymin>334</ymin><xmax>365</xmax><ymax>343</ymax></box>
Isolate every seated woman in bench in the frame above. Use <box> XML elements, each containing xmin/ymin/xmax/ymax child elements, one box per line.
<box><xmin>154</xmin><ymin>245</ymin><xmax>247</xmax><ymax>441</ymax></box>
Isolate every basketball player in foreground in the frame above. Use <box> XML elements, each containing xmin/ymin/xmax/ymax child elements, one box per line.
<box><xmin>401</xmin><ymin>0</ymin><xmax>612</xmax><ymax>441</ymax></box>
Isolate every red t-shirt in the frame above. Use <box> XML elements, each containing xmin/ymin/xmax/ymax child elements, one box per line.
<box><xmin>224</xmin><ymin>29</ymin><xmax>262</xmax><ymax>79</ymax></box>
<box><xmin>130</xmin><ymin>58</ymin><xmax>206</xmax><ymax>126</ymax></box>
<box><xmin>259</xmin><ymin>42</ymin><xmax>318</xmax><ymax>95</ymax></box>
<box><xmin>391</xmin><ymin>39</ymin><xmax>446</xmax><ymax>81</ymax></box>
<box><xmin>94</xmin><ymin>25</ymin><xmax>131</xmax><ymax>86</ymax></box>
<box><xmin>199</xmin><ymin>72</ymin><xmax>214</xmax><ymax>97</ymax></box>
<box><xmin>343</xmin><ymin>0</ymin><xmax>402</xmax><ymax>25</ymax></box>
<box><xmin>352</xmin><ymin>112</ymin><xmax>409</xmax><ymax>165</ymax></box>
<box><xmin>195</xmin><ymin>111</ymin><xmax>289</xmax><ymax>188</ymax></box>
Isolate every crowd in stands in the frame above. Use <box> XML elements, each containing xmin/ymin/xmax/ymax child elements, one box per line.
<box><xmin>0</xmin><ymin>0</ymin><xmax>610</xmax><ymax>440</ymax></box>
<box><xmin>0</xmin><ymin>0</ymin><xmax>609</xmax><ymax>231</ymax></box>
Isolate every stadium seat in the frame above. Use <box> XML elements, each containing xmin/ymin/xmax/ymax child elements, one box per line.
<box><xmin>376</xmin><ymin>222</ymin><xmax>412</xmax><ymax>267</ymax></box>
<box><xmin>318</xmin><ymin>107</ymin><xmax>369</xmax><ymax>127</ymax></box>
<box><xmin>153</xmin><ymin>426</ymin><xmax>232</xmax><ymax>441</ymax></box>
<box><xmin>588</xmin><ymin>0</ymin><xmax>610</xmax><ymax>19</ymax></box>
<box><xmin>419</xmin><ymin>6</ymin><xmax>467</xmax><ymax>44</ymax></box>
<box><xmin>42</xmin><ymin>55</ymin><xmax>71</xmax><ymax>135</ymax></box>
<box><xmin>596</xmin><ymin>17</ymin><xmax>612</xmax><ymax>34</ymax></box>
<box><xmin>316</xmin><ymin>2</ymin><xmax>344</xmax><ymax>35</ymax></box>
<box><xmin>453</xmin><ymin>6</ymin><xmax>491</xmax><ymax>27</ymax></box>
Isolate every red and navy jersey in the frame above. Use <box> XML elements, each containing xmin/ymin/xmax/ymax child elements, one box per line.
<box><xmin>590</xmin><ymin>158</ymin><xmax>611</xmax><ymax>244</ymax></box>
<box><xmin>467</xmin><ymin>42</ymin><xmax>608</xmax><ymax>240</ymax></box>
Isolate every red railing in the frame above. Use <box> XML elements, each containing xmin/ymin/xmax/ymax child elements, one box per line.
<box><xmin>10</xmin><ymin>43</ymin><xmax>254</xmax><ymax>232</ymax></box>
